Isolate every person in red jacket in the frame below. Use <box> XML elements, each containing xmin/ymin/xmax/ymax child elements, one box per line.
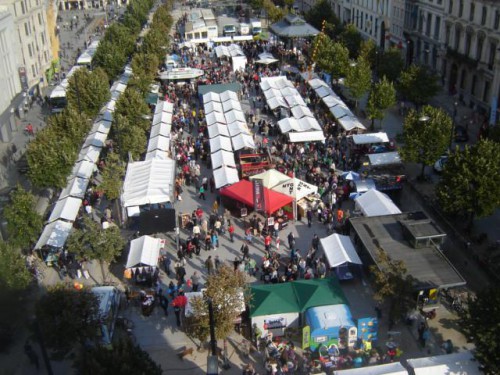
<box><xmin>228</xmin><ymin>221</ymin><xmax>235</xmax><ymax>242</ymax></box>
<box><xmin>264</xmin><ymin>234</ymin><xmax>272</xmax><ymax>252</ymax></box>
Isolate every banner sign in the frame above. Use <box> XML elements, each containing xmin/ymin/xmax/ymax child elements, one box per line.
<box><xmin>253</xmin><ymin>178</ymin><xmax>265</xmax><ymax>212</ymax></box>
<box><xmin>357</xmin><ymin>317</ymin><xmax>378</xmax><ymax>342</ymax></box>
<box><xmin>302</xmin><ymin>325</ymin><xmax>310</xmax><ymax>349</ymax></box>
<box><xmin>263</xmin><ymin>317</ymin><xmax>287</xmax><ymax>330</ymax></box>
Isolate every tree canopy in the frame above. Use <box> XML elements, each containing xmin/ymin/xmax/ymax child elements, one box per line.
<box><xmin>98</xmin><ymin>151</ymin><xmax>125</xmax><ymax>201</ymax></box>
<box><xmin>36</xmin><ymin>283</ymin><xmax>101</xmax><ymax>353</ymax></box>
<box><xmin>398</xmin><ymin>64</ymin><xmax>439</xmax><ymax>106</ymax></box>
<box><xmin>0</xmin><ymin>241</ymin><xmax>32</xmax><ymax>290</ymax></box>
<box><xmin>304</xmin><ymin>0</ymin><xmax>340</xmax><ymax>34</ymax></box>
<box><xmin>313</xmin><ymin>34</ymin><xmax>349</xmax><ymax>81</ymax></box>
<box><xmin>400</xmin><ymin>106</ymin><xmax>453</xmax><ymax>177</ymax></box>
<box><xmin>436</xmin><ymin>139</ymin><xmax>500</xmax><ymax>226</ymax></box>
<box><xmin>376</xmin><ymin>48</ymin><xmax>405</xmax><ymax>83</ymax></box>
<box><xmin>366</xmin><ymin>76</ymin><xmax>396</xmax><ymax>129</ymax></box>
<box><xmin>112</xmin><ymin>114</ymin><xmax>148</xmax><ymax>161</ymax></box>
<box><xmin>115</xmin><ymin>88</ymin><xmax>151</xmax><ymax>132</ymax></box>
<box><xmin>459</xmin><ymin>288</ymin><xmax>500</xmax><ymax>373</ymax></box>
<box><xmin>345</xmin><ymin>57</ymin><xmax>372</xmax><ymax>109</ymax></box>
<box><xmin>339</xmin><ymin>24</ymin><xmax>363</xmax><ymax>59</ymax></box>
<box><xmin>67</xmin><ymin>67</ymin><xmax>110</xmax><ymax>118</ymax></box>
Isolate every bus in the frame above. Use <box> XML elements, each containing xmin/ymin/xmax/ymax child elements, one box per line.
<box><xmin>76</xmin><ymin>40</ymin><xmax>100</xmax><ymax>68</ymax></box>
<box><xmin>48</xmin><ymin>65</ymin><xmax>82</xmax><ymax>113</ymax></box>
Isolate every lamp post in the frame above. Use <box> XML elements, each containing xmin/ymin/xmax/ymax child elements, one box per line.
<box><xmin>206</xmin><ymin>298</ymin><xmax>218</xmax><ymax>375</ymax></box>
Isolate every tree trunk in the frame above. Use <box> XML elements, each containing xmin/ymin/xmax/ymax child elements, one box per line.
<box><xmin>100</xmin><ymin>260</ymin><xmax>108</xmax><ymax>283</ymax></box>
<box><xmin>420</xmin><ymin>163</ymin><xmax>426</xmax><ymax>179</ymax></box>
<box><xmin>370</xmin><ymin>118</ymin><xmax>375</xmax><ymax>131</ymax></box>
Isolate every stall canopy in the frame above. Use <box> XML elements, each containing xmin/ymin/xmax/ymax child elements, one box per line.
<box><xmin>288</xmin><ymin>131</ymin><xmax>325</xmax><ymax>143</ymax></box>
<box><xmin>122</xmin><ymin>158</ymin><xmax>175</xmax><ymax>207</ymax></box>
<box><xmin>90</xmin><ymin>119</ymin><xmax>112</xmax><ymax>135</ymax></box>
<box><xmin>227</xmin><ymin>120</ymin><xmax>250</xmax><ymax>136</ymax></box>
<box><xmin>250</xmin><ymin>279</ymin><xmax>348</xmax><ymax>317</ymax></box>
<box><xmin>126</xmin><ymin>235</ymin><xmax>163</xmax><ymax>269</ymax></box>
<box><xmin>271</xmin><ymin>177</ymin><xmax>318</xmax><ymax>200</ymax></box>
<box><xmin>213</xmin><ymin>166</ymin><xmax>239</xmax><ymax>188</ymax></box>
<box><xmin>59</xmin><ymin>177</ymin><xmax>89</xmax><ymax>200</ymax></box>
<box><xmin>209</xmin><ymin>135</ymin><xmax>233</xmax><ymax>152</ymax></box>
<box><xmin>334</xmin><ymin>362</ymin><xmax>408</xmax><ymax>375</ymax></box>
<box><xmin>320</xmin><ymin>234</ymin><xmax>362</xmax><ymax>268</ymax></box>
<box><xmin>306</xmin><ymin>304</ymin><xmax>356</xmax><ymax>339</ymax></box>
<box><xmin>220</xmin><ymin>179</ymin><xmax>293</xmax><ymax>215</ymax></box>
<box><xmin>354</xmin><ymin>189</ymin><xmax>402</xmax><ymax>217</ymax></box>
<box><xmin>206</xmin><ymin>111</ymin><xmax>226</xmax><ymax>126</ymax></box>
<box><xmin>352</xmin><ymin>132</ymin><xmax>389</xmax><ymax>145</ymax></box>
<box><xmin>77</xmin><ymin>145</ymin><xmax>101</xmax><ymax>164</ymax></box>
<box><xmin>82</xmin><ymin>131</ymin><xmax>107</xmax><ymax>149</ymax></box>
<box><xmin>368</xmin><ymin>152</ymin><xmax>401</xmax><ymax>166</ymax></box>
<box><xmin>406</xmin><ymin>351</ymin><xmax>480</xmax><ymax>375</ymax></box>
<box><xmin>338</xmin><ymin>116</ymin><xmax>366</xmax><ymax>132</ymax></box>
<box><xmin>208</xmin><ymin>123</ymin><xmax>230</xmax><ymax>138</ymax></box>
<box><xmin>150</xmin><ymin>123</ymin><xmax>172</xmax><ymax>139</ymax></box>
<box><xmin>205</xmin><ymin>100</ymin><xmax>224</xmax><ymax>114</ymax></box>
<box><xmin>231</xmin><ymin>133</ymin><xmax>255</xmax><ymax>150</ymax></box>
<box><xmin>147</xmin><ymin>135</ymin><xmax>170</xmax><ymax>153</ymax></box>
<box><xmin>249</xmin><ymin>169</ymin><xmax>291</xmax><ymax>189</ymax></box>
<box><xmin>71</xmin><ymin>159</ymin><xmax>95</xmax><ymax>180</ymax></box>
<box><xmin>35</xmin><ymin>220</ymin><xmax>73</xmax><ymax>249</ymax></box>
<box><xmin>48</xmin><ymin>196</ymin><xmax>82</xmax><ymax>223</ymax></box>
<box><xmin>211</xmin><ymin>149</ymin><xmax>236</xmax><ymax>169</ymax></box>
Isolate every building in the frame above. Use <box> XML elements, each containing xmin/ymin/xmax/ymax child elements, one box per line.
<box><xmin>184</xmin><ymin>8</ymin><xmax>218</xmax><ymax>41</ymax></box>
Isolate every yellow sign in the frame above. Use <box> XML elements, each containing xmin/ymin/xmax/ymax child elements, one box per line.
<box><xmin>302</xmin><ymin>325</ymin><xmax>310</xmax><ymax>349</ymax></box>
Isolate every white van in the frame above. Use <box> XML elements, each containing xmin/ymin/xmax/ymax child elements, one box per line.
<box><xmin>165</xmin><ymin>59</ymin><xmax>178</xmax><ymax>70</ymax></box>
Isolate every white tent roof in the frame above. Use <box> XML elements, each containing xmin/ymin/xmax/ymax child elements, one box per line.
<box><xmin>288</xmin><ymin>131</ymin><xmax>325</xmax><ymax>143</ymax></box>
<box><xmin>338</xmin><ymin>116</ymin><xmax>367</xmax><ymax>131</ymax></box>
<box><xmin>90</xmin><ymin>119</ymin><xmax>112</xmax><ymax>135</ymax></box>
<box><xmin>220</xmin><ymin>90</ymin><xmax>239</xmax><ymax>102</ymax></box>
<box><xmin>152</xmin><ymin>111</ymin><xmax>172</xmax><ymax>127</ymax></box>
<box><xmin>222</xmin><ymin>99</ymin><xmax>242</xmax><ymax>112</ymax></box>
<box><xmin>256</xmin><ymin>57</ymin><xmax>279</xmax><ymax>65</ymax></box>
<box><xmin>231</xmin><ymin>133</ymin><xmax>255</xmax><ymax>150</ymax></box>
<box><xmin>100</xmin><ymin>109</ymin><xmax>113</xmax><ymax>123</ymax></box>
<box><xmin>82</xmin><ymin>131</ymin><xmax>107</xmax><ymax>149</ymax></box>
<box><xmin>209</xmin><ymin>135</ymin><xmax>233</xmax><ymax>152</ymax></box>
<box><xmin>315</xmin><ymin>85</ymin><xmax>333</xmax><ymax>98</ymax></box>
<box><xmin>291</xmin><ymin>105</ymin><xmax>314</xmax><ymax>118</ymax></box>
<box><xmin>59</xmin><ymin>177</ymin><xmax>89</xmax><ymax>200</ymax></box>
<box><xmin>227</xmin><ymin>120</ymin><xmax>250</xmax><ymax>136</ymax></box>
<box><xmin>35</xmin><ymin>220</ymin><xmax>73</xmax><ymax>249</ymax></box>
<box><xmin>368</xmin><ymin>151</ymin><xmax>401</xmax><ymax>166</ymax></box>
<box><xmin>268</xmin><ymin>96</ymin><xmax>288</xmax><ymax>110</ymax></box>
<box><xmin>213</xmin><ymin>166</ymin><xmax>239</xmax><ymax>188</ymax></box>
<box><xmin>278</xmin><ymin>117</ymin><xmax>299</xmax><ymax>133</ymax></box>
<box><xmin>224</xmin><ymin>110</ymin><xmax>246</xmax><ymax>124</ymax></box>
<box><xmin>308</xmin><ymin>78</ymin><xmax>328</xmax><ymax>89</ymax></box>
<box><xmin>208</xmin><ymin>123</ymin><xmax>230</xmax><ymax>138</ymax></box>
<box><xmin>71</xmin><ymin>159</ymin><xmax>96</xmax><ymax>180</ymax></box>
<box><xmin>206</xmin><ymin>111</ymin><xmax>226</xmax><ymax>126</ymax></box>
<box><xmin>352</xmin><ymin>132</ymin><xmax>389</xmax><ymax>144</ymax></box>
<box><xmin>150</xmin><ymin>123</ymin><xmax>172</xmax><ymax>139</ymax></box>
<box><xmin>271</xmin><ymin>177</ymin><xmax>318</xmax><ymax>200</ymax></box>
<box><xmin>126</xmin><ymin>235</ymin><xmax>162</xmax><ymax>268</ymax></box>
<box><xmin>354</xmin><ymin>189</ymin><xmax>402</xmax><ymax>217</ymax></box>
<box><xmin>280</xmin><ymin>86</ymin><xmax>297</xmax><ymax>97</ymax></box>
<box><xmin>147</xmin><ymin>135</ymin><xmax>170</xmax><ymax>153</ymax></box>
<box><xmin>249</xmin><ymin>169</ymin><xmax>290</xmax><ymax>189</ymax></box>
<box><xmin>334</xmin><ymin>362</ymin><xmax>408</xmax><ymax>375</ymax></box>
<box><xmin>77</xmin><ymin>145</ymin><xmax>101</xmax><ymax>164</ymax></box>
<box><xmin>122</xmin><ymin>158</ymin><xmax>175</xmax><ymax>207</ymax></box>
<box><xmin>320</xmin><ymin>233</ymin><xmax>362</xmax><ymax>268</ymax></box>
<box><xmin>284</xmin><ymin>94</ymin><xmax>306</xmax><ymax>107</ymax></box>
<box><xmin>203</xmin><ymin>91</ymin><xmax>221</xmax><ymax>103</ymax></box>
<box><xmin>330</xmin><ymin>104</ymin><xmax>350</xmax><ymax>119</ymax></box>
<box><xmin>155</xmin><ymin>100</ymin><xmax>174</xmax><ymax>114</ymax></box>
<box><xmin>322</xmin><ymin>95</ymin><xmax>343</xmax><ymax>108</ymax></box>
<box><xmin>406</xmin><ymin>351</ymin><xmax>480</xmax><ymax>375</ymax></box>
<box><xmin>231</xmin><ymin>55</ymin><xmax>247</xmax><ymax>72</ymax></box>
<box><xmin>145</xmin><ymin>149</ymin><xmax>170</xmax><ymax>160</ymax></box>
<box><xmin>263</xmin><ymin>88</ymin><xmax>281</xmax><ymax>100</ymax></box>
<box><xmin>204</xmin><ymin>100</ymin><xmax>224</xmax><ymax>114</ymax></box>
<box><xmin>211</xmin><ymin>149</ymin><xmax>236</xmax><ymax>169</ymax></box>
<box><xmin>48</xmin><ymin>196</ymin><xmax>82</xmax><ymax>223</ymax></box>
<box><xmin>260</xmin><ymin>76</ymin><xmax>294</xmax><ymax>91</ymax></box>
<box><xmin>298</xmin><ymin>117</ymin><xmax>322</xmax><ymax>131</ymax></box>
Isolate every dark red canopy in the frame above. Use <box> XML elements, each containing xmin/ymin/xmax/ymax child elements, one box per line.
<box><xmin>220</xmin><ymin>180</ymin><xmax>294</xmax><ymax>215</ymax></box>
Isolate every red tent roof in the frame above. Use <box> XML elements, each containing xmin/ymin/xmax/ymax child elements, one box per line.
<box><xmin>220</xmin><ymin>180</ymin><xmax>294</xmax><ymax>215</ymax></box>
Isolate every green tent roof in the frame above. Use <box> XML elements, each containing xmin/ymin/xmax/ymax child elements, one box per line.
<box><xmin>250</xmin><ymin>278</ymin><xmax>348</xmax><ymax>318</ymax></box>
<box><xmin>197</xmin><ymin>82</ymin><xmax>242</xmax><ymax>96</ymax></box>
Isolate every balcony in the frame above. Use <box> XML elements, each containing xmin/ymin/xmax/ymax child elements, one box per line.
<box><xmin>446</xmin><ymin>47</ymin><xmax>478</xmax><ymax>68</ymax></box>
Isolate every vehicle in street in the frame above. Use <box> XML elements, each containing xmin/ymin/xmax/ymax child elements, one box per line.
<box><xmin>454</xmin><ymin>125</ymin><xmax>469</xmax><ymax>142</ymax></box>
<box><xmin>48</xmin><ymin>65</ymin><xmax>82</xmax><ymax>113</ymax></box>
<box><xmin>250</xmin><ymin>19</ymin><xmax>262</xmax><ymax>35</ymax></box>
<box><xmin>223</xmin><ymin>24</ymin><xmax>236</xmax><ymax>36</ymax></box>
<box><xmin>433</xmin><ymin>154</ymin><xmax>449</xmax><ymax>173</ymax></box>
<box><xmin>238</xmin><ymin>22</ymin><xmax>250</xmax><ymax>35</ymax></box>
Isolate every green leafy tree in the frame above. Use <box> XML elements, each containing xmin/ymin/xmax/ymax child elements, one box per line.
<box><xmin>304</xmin><ymin>0</ymin><xmax>341</xmax><ymax>37</ymax></box>
<box><xmin>99</xmin><ymin>151</ymin><xmax>125</xmax><ymax>201</ymax></box>
<box><xmin>345</xmin><ymin>57</ymin><xmax>372</xmax><ymax>110</ymax></box>
<box><xmin>436</xmin><ymin>139</ymin><xmax>500</xmax><ymax>228</ymax></box>
<box><xmin>459</xmin><ymin>288</ymin><xmax>500</xmax><ymax>373</ymax></box>
<box><xmin>115</xmin><ymin>88</ymin><xmax>150</xmax><ymax>132</ymax></box>
<box><xmin>185</xmin><ymin>265</ymin><xmax>248</xmax><ymax>345</ymax></box>
<box><xmin>400</xmin><ymin>106</ymin><xmax>452</xmax><ymax>178</ymax></box>
<box><xmin>93</xmin><ymin>40</ymin><xmax>128</xmax><ymax>80</ymax></box>
<box><xmin>66</xmin><ymin>216</ymin><xmax>125</xmax><ymax>280</ymax></box>
<box><xmin>376</xmin><ymin>48</ymin><xmax>405</xmax><ymax>83</ymax></box>
<box><xmin>67</xmin><ymin>67</ymin><xmax>111</xmax><ymax>118</ymax></box>
<box><xmin>359</xmin><ymin>39</ymin><xmax>377</xmax><ymax>67</ymax></box>
<box><xmin>129</xmin><ymin>53</ymin><xmax>159</xmax><ymax>96</ymax></box>
<box><xmin>366</xmin><ymin>77</ymin><xmax>396</xmax><ymax>129</ymax></box>
<box><xmin>3</xmin><ymin>185</ymin><xmax>43</xmax><ymax>249</ymax></box>
<box><xmin>339</xmin><ymin>23</ymin><xmax>363</xmax><ymax>58</ymax></box>
<box><xmin>369</xmin><ymin>249</ymin><xmax>415</xmax><ymax>326</ymax></box>
<box><xmin>36</xmin><ymin>283</ymin><xmax>101</xmax><ymax>353</ymax></box>
<box><xmin>75</xmin><ymin>338</ymin><xmax>162</xmax><ymax>375</ymax></box>
<box><xmin>313</xmin><ymin>35</ymin><xmax>349</xmax><ymax>82</ymax></box>
<box><xmin>113</xmin><ymin>115</ymin><xmax>148</xmax><ymax>161</ymax></box>
<box><xmin>398</xmin><ymin>64</ymin><xmax>439</xmax><ymax>107</ymax></box>
<box><xmin>264</xmin><ymin>0</ymin><xmax>285</xmax><ymax>23</ymax></box>
<box><xmin>142</xmin><ymin>28</ymin><xmax>170</xmax><ymax>62</ymax></box>
<box><xmin>0</xmin><ymin>241</ymin><xmax>32</xmax><ymax>290</ymax></box>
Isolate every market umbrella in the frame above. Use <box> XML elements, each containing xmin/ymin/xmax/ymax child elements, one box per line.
<box><xmin>168</xmin><ymin>54</ymin><xmax>181</xmax><ymax>61</ymax></box>
<box><xmin>341</xmin><ymin>171</ymin><xmax>361</xmax><ymax>181</ymax></box>
<box><xmin>349</xmin><ymin>192</ymin><xmax>363</xmax><ymax>200</ymax></box>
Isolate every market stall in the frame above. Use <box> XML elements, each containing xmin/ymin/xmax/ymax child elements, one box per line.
<box><xmin>125</xmin><ymin>235</ymin><xmax>165</xmax><ymax>285</ymax></box>
<box><xmin>213</xmin><ymin>165</ymin><xmax>240</xmax><ymax>188</ymax></box>
<box><xmin>47</xmin><ymin>196</ymin><xmax>82</xmax><ymax>223</ymax></box>
<box><xmin>334</xmin><ymin>362</ymin><xmax>408</xmax><ymax>375</ymax></box>
<box><xmin>406</xmin><ymin>351</ymin><xmax>479</xmax><ymax>375</ymax></box>
<box><xmin>354</xmin><ymin>189</ymin><xmax>401</xmax><ymax>217</ymax></box>
<box><xmin>319</xmin><ymin>234</ymin><xmax>362</xmax><ymax>280</ymax></box>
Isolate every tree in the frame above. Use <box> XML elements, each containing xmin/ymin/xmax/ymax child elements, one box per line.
<box><xmin>345</xmin><ymin>56</ymin><xmax>372</xmax><ymax>110</ymax></box>
<box><xmin>400</xmin><ymin>106</ymin><xmax>453</xmax><ymax>178</ymax></box>
<box><xmin>366</xmin><ymin>77</ymin><xmax>396</xmax><ymax>129</ymax></box>
<box><xmin>66</xmin><ymin>216</ymin><xmax>125</xmax><ymax>280</ymax></box>
<box><xmin>304</xmin><ymin>0</ymin><xmax>340</xmax><ymax>33</ymax></box>
<box><xmin>369</xmin><ymin>249</ymin><xmax>416</xmax><ymax>326</ymax></box>
<box><xmin>398</xmin><ymin>64</ymin><xmax>439</xmax><ymax>107</ymax></box>
<box><xmin>459</xmin><ymin>287</ymin><xmax>500</xmax><ymax>373</ymax></box>
<box><xmin>130</xmin><ymin>53</ymin><xmax>160</xmax><ymax>96</ymax></box>
<box><xmin>75</xmin><ymin>338</ymin><xmax>162</xmax><ymax>375</ymax></box>
<box><xmin>359</xmin><ymin>39</ymin><xmax>377</xmax><ymax>67</ymax></box>
<box><xmin>36</xmin><ymin>283</ymin><xmax>100</xmax><ymax>353</ymax></box>
<box><xmin>436</xmin><ymin>139</ymin><xmax>500</xmax><ymax>228</ymax></box>
<box><xmin>98</xmin><ymin>151</ymin><xmax>125</xmax><ymax>201</ymax></box>
<box><xmin>3</xmin><ymin>185</ymin><xmax>43</xmax><ymax>249</ymax></box>
<box><xmin>142</xmin><ymin>28</ymin><xmax>170</xmax><ymax>62</ymax></box>
<box><xmin>376</xmin><ymin>48</ymin><xmax>405</xmax><ymax>83</ymax></box>
<box><xmin>0</xmin><ymin>241</ymin><xmax>32</xmax><ymax>290</ymax></box>
<box><xmin>185</xmin><ymin>265</ymin><xmax>248</xmax><ymax>345</ymax></box>
<box><xmin>263</xmin><ymin>0</ymin><xmax>285</xmax><ymax>23</ymax></box>
<box><xmin>67</xmin><ymin>67</ymin><xmax>111</xmax><ymax>118</ymax></box>
<box><xmin>113</xmin><ymin>115</ymin><xmax>148</xmax><ymax>161</ymax></box>
<box><xmin>115</xmin><ymin>88</ymin><xmax>150</xmax><ymax>133</ymax></box>
<box><xmin>339</xmin><ymin>23</ymin><xmax>363</xmax><ymax>58</ymax></box>
<box><xmin>313</xmin><ymin>35</ymin><xmax>349</xmax><ymax>82</ymax></box>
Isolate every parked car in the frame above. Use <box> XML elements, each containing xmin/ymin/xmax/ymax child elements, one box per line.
<box><xmin>454</xmin><ymin>125</ymin><xmax>469</xmax><ymax>142</ymax></box>
<box><xmin>433</xmin><ymin>155</ymin><xmax>449</xmax><ymax>173</ymax></box>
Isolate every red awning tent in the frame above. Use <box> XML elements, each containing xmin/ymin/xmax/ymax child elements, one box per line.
<box><xmin>220</xmin><ymin>180</ymin><xmax>294</xmax><ymax>215</ymax></box>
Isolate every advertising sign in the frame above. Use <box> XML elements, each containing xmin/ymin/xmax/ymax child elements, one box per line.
<box><xmin>263</xmin><ymin>317</ymin><xmax>287</xmax><ymax>330</ymax></box>
<box><xmin>357</xmin><ymin>317</ymin><xmax>378</xmax><ymax>342</ymax></box>
<box><xmin>302</xmin><ymin>325</ymin><xmax>310</xmax><ymax>349</ymax></box>
<box><xmin>252</xmin><ymin>178</ymin><xmax>265</xmax><ymax>212</ymax></box>
<box><xmin>18</xmin><ymin>67</ymin><xmax>28</xmax><ymax>91</ymax></box>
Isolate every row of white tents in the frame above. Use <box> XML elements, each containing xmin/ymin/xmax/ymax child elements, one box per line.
<box><xmin>35</xmin><ymin>65</ymin><xmax>134</xmax><ymax>252</ymax></box>
<box><xmin>214</xmin><ymin>43</ymin><xmax>247</xmax><ymax>72</ymax></box>
<box><xmin>259</xmin><ymin>76</ymin><xmax>326</xmax><ymax>143</ymax></box>
<box><xmin>306</xmin><ymin>77</ymin><xmax>366</xmax><ymax>132</ymax></box>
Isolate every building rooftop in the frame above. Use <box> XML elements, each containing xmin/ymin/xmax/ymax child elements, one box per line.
<box><xmin>350</xmin><ymin>212</ymin><xmax>465</xmax><ymax>289</ymax></box>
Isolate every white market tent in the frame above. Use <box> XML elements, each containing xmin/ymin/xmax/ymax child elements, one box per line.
<box><xmin>213</xmin><ymin>166</ymin><xmax>239</xmax><ymax>188</ymax></box>
<box><xmin>208</xmin><ymin>123</ymin><xmax>230</xmax><ymax>138</ymax></box>
<box><xmin>352</xmin><ymin>132</ymin><xmax>389</xmax><ymax>145</ymax></box>
<box><xmin>211</xmin><ymin>149</ymin><xmax>236</xmax><ymax>169</ymax></box>
<box><xmin>220</xmin><ymin>90</ymin><xmax>239</xmax><ymax>102</ymax></box>
<box><xmin>150</xmin><ymin>122</ymin><xmax>172</xmax><ymax>139</ymax></box>
<box><xmin>315</xmin><ymin>85</ymin><xmax>333</xmax><ymax>98</ymax></box>
<box><xmin>406</xmin><ymin>351</ymin><xmax>480</xmax><ymax>375</ymax></box>
<box><xmin>71</xmin><ymin>159</ymin><xmax>95</xmax><ymax>180</ymax></box>
<box><xmin>82</xmin><ymin>131</ymin><xmax>107</xmax><ymax>149</ymax></box>
<box><xmin>288</xmin><ymin>131</ymin><xmax>326</xmax><ymax>143</ymax></box>
<box><xmin>227</xmin><ymin>120</ymin><xmax>250</xmax><ymax>136</ymax></box>
<box><xmin>232</xmin><ymin>55</ymin><xmax>247</xmax><ymax>72</ymax></box>
<box><xmin>147</xmin><ymin>135</ymin><xmax>170</xmax><ymax>153</ymax></box>
<box><xmin>267</xmin><ymin>96</ymin><xmax>288</xmax><ymax>110</ymax></box>
<box><xmin>338</xmin><ymin>116</ymin><xmax>367</xmax><ymax>132</ymax></box>
<box><xmin>48</xmin><ymin>196</ymin><xmax>82</xmax><ymax>223</ymax></box>
<box><xmin>271</xmin><ymin>177</ymin><xmax>318</xmax><ymax>200</ymax></box>
<box><xmin>205</xmin><ymin>100</ymin><xmax>224</xmax><ymax>114</ymax></box>
<box><xmin>278</xmin><ymin>117</ymin><xmax>300</xmax><ymax>133</ymax></box>
<box><xmin>291</xmin><ymin>105</ymin><xmax>314</xmax><ymax>118</ymax></box>
<box><xmin>59</xmin><ymin>177</ymin><xmax>89</xmax><ymax>200</ymax></box>
<box><xmin>206</xmin><ymin>111</ymin><xmax>226</xmax><ymax>126</ymax></box>
<box><xmin>299</xmin><ymin>117</ymin><xmax>322</xmax><ymax>131</ymax></box>
<box><xmin>284</xmin><ymin>94</ymin><xmax>306</xmax><ymax>107</ymax></box>
<box><xmin>322</xmin><ymin>95</ymin><xmax>343</xmax><ymax>108</ymax></box>
<box><xmin>334</xmin><ymin>362</ymin><xmax>408</xmax><ymax>375</ymax></box>
<box><xmin>155</xmin><ymin>100</ymin><xmax>174</xmax><ymax>114</ymax></box>
<box><xmin>308</xmin><ymin>78</ymin><xmax>328</xmax><ymax>89</ymax></box>
<box><xmin>203</xmin><ymin>91</ymin><xmax>221</xmax><ymax>103</ymax></box>
<box><xmin>263</xmin><ymin>88</ymin><xmax>281</xmax><ymax>100</ymax></box>
<box><xmin>368</xmin><ymin>151</ymin><xmax>401</xmax><ymax>166</ymax></box>
<box><xmin>209</xmin><ymin>135</ymin><xmax>233</xmax><ymax>152</ymax></box>
<box><xmin>126</xmin><ymin>235</ymin><xmax>163</xmax><ymax>269</ymax></box>
<box><xmin>152</xmin><ymin>110</ymin><xmax>173</xmax><ymax>127</ymax></box>
<box><xmin>320</xmin><ymin>233</ymin><xmax>362</xmax><ymax>268</ymax></box>
<box><xmin>145</xmin><ymin>149</ymin><xmax>170</xmax><ymax>160</ymax></box>
<box><xmin>231</xmin><ymin>133</ymin><xmax>255</xmax><ymax>150</ymax></box>
<box><xmin>249</xmin><ymin>169</ymin><xmax>290</xmax><ymax>189</ymax></box>
<box><xmin>222</xmin><ymin>99</ymin><xmax>242</xmax><ymax>112</ymax></box>
<box><xmin>354</xmin><ymin>189</ymin><xmax>402</xmax><ymax>217</ymax></box>
<box><xmin>77</xmin><ymin>145</ymin><xmax>101</xmax><ymax>164</ymax></box>
<box><xmin>224</xmin><ymin>110</ymin><xmax>246</xmax><ymax>124</ymax></box>
<box><xmin>122</xmin><ymin>158</ymin><xmax>175</xmax><ymax>207</ymax></box>
<box><xmin>35</xmin><ymin>220</ymin><xmax>73</xmax><ymax>249</ymax></box>
<box><xmin>330</xmin><ymin>104</ymin><xmax>351</xmax><ymax>119</ymax></box>
<box><xmin>90</xmin><ymin>119</ymin><xmax>112</xmax><ymax>135</ymax></box>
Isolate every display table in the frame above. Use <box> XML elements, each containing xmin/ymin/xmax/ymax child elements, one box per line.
<box><xmin>297</xmin><ymin>195</ymin><xmax>322</xmax><ymax>218</ymax></box>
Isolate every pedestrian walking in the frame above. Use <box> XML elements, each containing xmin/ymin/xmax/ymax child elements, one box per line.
<box><xmin>211</xmin><ymin>231</ymin><xmax>219</xmax><ymax>249</ymax></box>
<box><xmin>160</xmin><ymin>294</ymin><xmax>169</xmax><ymax>316</ymax></box>
<box><xmin>312</xmin><ymin>234</ymin><xmax>320</xmax><ymax>251</ymax></box>
<box><xmin>163</xmin><ymin>255</ymin><xmax>171</xmax><ymax>276</ymax></box>
<box><xmin>173</xmin><ymin>304</ymin><xmax>181</xmax><ymax>327</ymax></box>
<box><xmin>307</xmin><ymin>208</ymin><xmax>313</xmax><ymax>227</ymax></box>
<box><xmin>191</xmin><ymin>271</ymin><xmax>200</xmax><ymax>291</ymax></box>
<box><xmin>214</xmin><ymin>254</ymin><xmax>221</xmax><ymax>271</ymax></box>
<box><xmin>264</xmin><ymin>234</ymin><xmax>272</xmax><ymax>252</ymax></box>
<box><xmin>199</xmin><ymin>185</ymin><xmax>206</xmax><ymax>200</ymax></box>
<box><xmin>205</xmin><ymin>255</ymin><xmax>214</xmax><ymax>275</ymax></box>
<box><xmin>228</xmin><ymin>221</ymin><xmax>235</xmax><ymax>242</ymax></box>
<box><xmin>241</xmin><ymin>241</ymin><xmax>250</xmax><ymax>260</ymax></box>
<box><xmin>287</xmin><ymin>232</ymin><xmax>295</xmax><ymax>250</ymax></box>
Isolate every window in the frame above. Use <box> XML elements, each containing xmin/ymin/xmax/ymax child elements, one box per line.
<box><xmin>481</xmin><ymin>6</ymin><xmax>487</xmax><ymax>26</ymax></box>
<box><xmin>459</xmin><ymin>0</ymin><xmax>464</xmax><ymax>18</ymax></box>
<box><xmin>483</xmin><ymin>81</ymin><xmax>490</xmax><ymax>102</ymax></box>
<box><xmin>28</xmin><ymin>43</ymin><xmax>32</xmax><ymax>58</ymax></box>
<box><xmin>426</xmin><ymin>13</ymin><xmax>432</xmax><ymax>36</ymax></box>
<box><xmin>24</xmin><ymin>22</ymin><xmax>29</xmax><ymax>36</ymax></box>
<box><xmin>476</xmin><ymin>36</ymin><xmax>484</xmax><ymax>60</ymax></box>
<box><xmin>454</xmin><ymin>28</ymin><xmax>461</xmax><ymax>50</ymax></box>
<box><xmin>449</xmin><ymin>0</ymin><xmax>453</xmax><ymax>14</ymax></box>
<box><xmin>488</xmin><ymin>42</ymin><xmax>496</xmax><ymax>68</ymax></box>
<box><xmin>20</xmin><ymin>0</ymin><xmax>25</xmax><ymax>14</ymax></box>
<box><xmin>495</xmin><ymin>10</ymin><xmax>500</xmax><ymax>29</ymax></box>
<box><xmin>471</xmin><ymin>75</ymin><xmax>477</xmax><ymax>97</ymax></box>
<box><xmin>469</xmin><ymin>3</ymin><xmax>474</xmax><ymax>22</ymax></box>
<box><xmin>445</xmin><ymin>24</ymin><xmax>451</xmax><ymax>46</ymax></box>
<box><xmin>459</xmin><ymin>69</ymin><xmax>466</xmax><ymax>89</ymax></box>
<box><xmin>31</xmin><ymin>64</ymin><xmax>36</xmax><ymax>78</ymax></box>
<box><xmin>419</xmin><ymin>12</ymin><xmax>424</xmax><ymax>33</ymax></box>
<box><xmin>434</xmin><ymin>17</ymin><xmax>441</xmax><ymax>40</ymax></box>
<box><xmin>41</xmin><ymin>32</ymin><xmax>45</xmax><ymax>45</ymax></box>
<box><xmin>38</xmin><ymin>13</ymin><xmax>42</xmax><ymax>25</ymax></box>
<box><xmin>465</xmin><ymin>32</ymin><xmax>472</xmax><ymax>56</ymax></box>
